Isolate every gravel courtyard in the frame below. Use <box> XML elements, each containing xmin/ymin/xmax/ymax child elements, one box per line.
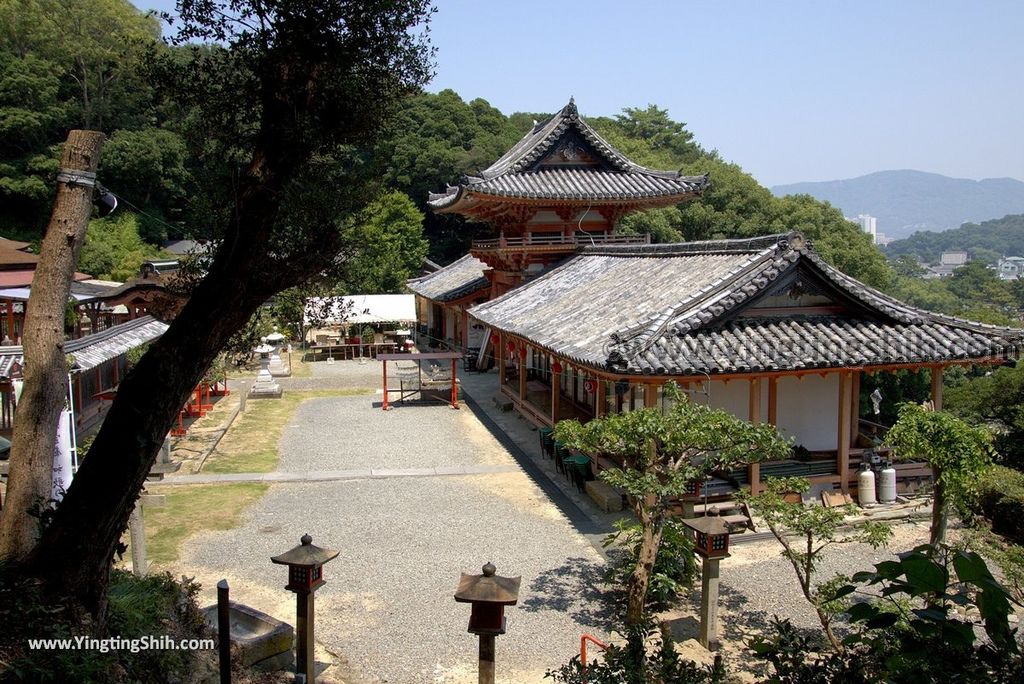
<box><xmin>177</xmin><ymin>364</ymin><xmax>613</xmax><ymax>683</ymax></box>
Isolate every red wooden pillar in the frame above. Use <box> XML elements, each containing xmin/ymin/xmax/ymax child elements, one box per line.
<box><xmin>382</xmin><ymin>359</ymin><xmax>389</xmax><ymax>411</ymax></box>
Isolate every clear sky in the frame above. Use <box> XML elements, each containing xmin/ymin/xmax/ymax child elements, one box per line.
<box><xmin>135</xmin><ymin>0</ymin><xmax>1024</xmax><ymax>187</ymax></box>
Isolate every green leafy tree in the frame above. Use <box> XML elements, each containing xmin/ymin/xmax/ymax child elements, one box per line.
<box><xmin>78</xmin><ymin>213</ymin><xmax>167</xmax><ymax>281</ymax></box>
<box><xmin>342</xmin><ymin>190</ymin><xmax>428</xmax><ymax>293</ymax></box>
<box><xmin>99</xmin><ymin>127</ymin><xmax>193</xmax><ymax>242</ymax></box>
<box><xmin>841</xmin><ymin>546</ymin><xmax>1020</xmax><ymax>681</ymax></box>
<box><xmin>13</xmin><ymin>0</ymin><xmax>434</xmax><ymax>620</ymax></box>
<box><xmin>886</xmin><ymin>403</ymin><xmax>993</xmax><ymax>548</ymax></box>
<box><xmin>740</xmin><ymin>477</ymin><xmax>892</xmax><ymax>650</ymax></box>
<box><xmin>946</xmin><ymin>361</ymin><xmax>1024</xmax><ymax>469</ymax></box>
<box><xmin>555</xmin><ymin>383</ymin><xmax>790</xmax><ymax>625</ymax></box>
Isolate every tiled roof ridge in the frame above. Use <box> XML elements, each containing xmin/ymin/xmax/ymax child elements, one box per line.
<box><xmin>479</xmin><ymin>98</ymin><xmax>692</xmax><ymax>181</ymax></box>
<box><xmin>582</xmin><ymin>232</ymin><xmax>790</xmax><ymax>257</ymax></box>
<box><xmin>807</xmin><ymin>251</ymin><xmax>1024</xmax><ymax>337</ymax></box>
<box><xmin>606</xmin><ymin>237</ymin><xmax>801</xmax><ymax>365</ymax></box>
<box><xmin>64</xmin><ymin>315</ymin><xmax>159</xmax><ymax>353</ymax></box>
<box><xmin>413</xmin><ymin>253</ymin><xmax>477</xmax><ymax>286</ymax></box>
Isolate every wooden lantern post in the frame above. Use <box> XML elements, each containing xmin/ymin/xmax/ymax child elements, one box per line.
<box><xmin>271</xmin><ymin>534</ymin><xmax>339</xmax><ymax>682</ymax></box>
<box><xmin>683</xmin><ymin>508</ymin><xmax>731</xmax><ymax>651</ymax></box>
<box><xmin>454</xmin><ymin>562</ymin><xmax>521</xmax><ymax>684</ymax></box>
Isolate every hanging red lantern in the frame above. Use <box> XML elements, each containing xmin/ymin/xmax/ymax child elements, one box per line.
<box><xmin>584</xmin><ymin>379</ymin><xmax>597</xmax><ymax>393</ymax></box>
<box><xmin>506</xmin><ymin>340</ymin><xmax>515</xmax><ymax>352</ymax></box>
<box><xmin>518</xmin><ymin>346</ymin><xmax>527</xmax><ymax>359</ymax></box>
<box><xmin>551</xmin><ymin>361</ymin><xmax>563</xmax><ymax>374</ymax></box>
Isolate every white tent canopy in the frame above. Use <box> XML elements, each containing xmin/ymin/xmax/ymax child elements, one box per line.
<box><xmin>305</xmin><ymin>294</ymin><xmax>416</xmax><ymax>326</ymax></box>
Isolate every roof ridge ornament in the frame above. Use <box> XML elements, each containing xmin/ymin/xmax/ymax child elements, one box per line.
<box><xmin>565</xmin><ymin>97</ymin><xmax>577</xmax><ymax>119</ymax></box>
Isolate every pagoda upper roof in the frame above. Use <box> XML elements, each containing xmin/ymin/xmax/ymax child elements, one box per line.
<box><xmin>428</xmin><ymin>99</ymin><xmax>709</xmax><ymax>213</ymax></box>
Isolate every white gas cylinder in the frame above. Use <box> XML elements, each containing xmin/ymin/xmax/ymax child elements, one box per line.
<box><xmin>878</xmin><ymin>462</ymin><xmax>897</xmax><ymax>504</ymax></box>
<box><xmin>858</xmin><ymin>465</ymin><xmax>877</xmax><ymax>506</ymax></box>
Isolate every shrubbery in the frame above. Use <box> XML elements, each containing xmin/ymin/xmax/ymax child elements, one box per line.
<box><xmin>0</xmin><ymin>567</ymin><xmax>209</xmax><ymax>683</ymax></box>
<box><xmin>975</xmin><ymin>464</ymin><xmax>1024</xmax><ymax>545</ymax></box>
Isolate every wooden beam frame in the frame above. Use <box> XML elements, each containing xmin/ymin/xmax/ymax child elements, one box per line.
<box><xmin>748</xmin><ymin>378</ymin><xmax>762</xmax><ymax>494</ymax></box>
<box><xmin>930</xmin><ymin>366</ymin><xmax>944</xmax><ymax>411</ymax></box>
<box><xmin>837</xmin><ymin>371</ymin><xmax>853</xmax><ymax>493</ymax></box>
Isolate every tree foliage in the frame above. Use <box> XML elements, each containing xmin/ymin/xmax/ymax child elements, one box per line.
<box><xmin>342</xmin><ymin>190</ymin><xmax>428</xmax><ymax>293</ymax></box>
<box><xmin>945</xmin><ymin>361</ymin><xmax>1024</xmax><ymax>470</ymax></box>
<box><xmin>10</xmin><ymin>0</ymin><xmax>435</xmax><ymax>620</ymax></box>
<box><xmin>555</xmin><ymin>383</ymin><xmax>790</xmax><ymax>624</ymax></box>
<box><xmin>886</xmin><ymin>403</ymin><xmax>993</xmax><ymax>548</ymax></box>
<box><xmin>78</xmin><ymin>213</ymin><xmax>168</xmax><ymax>281</ymax></box>
<box><xmin>740</xmin><ymin>477</ymin><xmax>892</xmax><ymax>650</ymax></box>
<box><xmin>886</xmin><ymin>213</ymin><xmax>1024</xmax><ymax>265</ymax></box>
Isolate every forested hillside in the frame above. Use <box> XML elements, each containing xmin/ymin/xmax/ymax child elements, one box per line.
<box><xmin>1</xmin><ymin>0</ymin><xmax>1019</xmax><ymax>326</ymax></box>
<box><xmin>885</xmin><ymin>214</ymin><xmax>1024</xmax><ymax>264</ymax></box>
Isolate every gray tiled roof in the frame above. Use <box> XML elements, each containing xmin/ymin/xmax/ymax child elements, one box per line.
<box><xmin>0</xmin><ymin>316</ymin><xmax>168</xmax><ymax>378</ymax></box>
<box><xmin>428</xmin><ymin>99</ymin><xmax>708</xmax><ymax>210</ymax></box>
<box><xmin>469</xmin><ymin>233</ymin><xmax>1024</xmax><ymax>376</ymax></box>
<box><xmin>407</xmin><ymin>254</ymin><xmax>489</xmax><ymax>302</ymax></box>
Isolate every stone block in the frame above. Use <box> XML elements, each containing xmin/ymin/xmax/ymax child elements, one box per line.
<box><xmin>586</xmin><ymin>479</ymin><xmax>624</xmax><ymax>512</ymax></box>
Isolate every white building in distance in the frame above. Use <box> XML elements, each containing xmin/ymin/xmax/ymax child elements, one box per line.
<box><xmin>847</xmin><ymin>214</ymin><xmax>880</xmax><ymax>244</ymax></box>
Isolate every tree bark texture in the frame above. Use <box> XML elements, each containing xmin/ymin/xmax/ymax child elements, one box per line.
<box><xmin>625</xmin><ymin>495</ymin><xmax>663</xmax><ymax>626</ymax></box>
<box><xmin>930</xmin><ymin>468</ymin><xmax>948</xmax><ymax>549</ymax></box>
<box><xmin>0</xmin><ymin>130</ymin><xmax>105</xmax><ymax>561</ymax></box>
<box><xmin>27</xmin><ymin>141</ymin><xmax>305</xmax><ymax>615</ymax></box>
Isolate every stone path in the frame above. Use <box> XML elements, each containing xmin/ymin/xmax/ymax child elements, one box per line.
<box><xmin>156</xmin><ymin>463</ymin><xmax>521</xmax><ymax>485</ymax></box>
<box><xmin>174</xmin><ymin>358</ymin><xmax>617</xmax><ymax>684</ymax></box>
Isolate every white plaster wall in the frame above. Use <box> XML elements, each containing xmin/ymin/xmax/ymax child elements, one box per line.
<box><xmin>706</xmin><ymin>379</ymin><xmax>750</xmax><ymax>419</ymax></box>
<box><xmin>775</xmin><ymin>374</ymin><xmax>840</xmax><ymax>451</ymax></box>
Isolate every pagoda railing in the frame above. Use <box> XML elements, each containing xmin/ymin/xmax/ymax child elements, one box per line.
<box><xmin>472</xmin><ymin>232</ymin><xmax>650</xmax><ymax>249</ymax></box>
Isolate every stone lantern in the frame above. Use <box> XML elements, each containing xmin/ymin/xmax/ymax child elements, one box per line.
<box><xmin>683</xmin><ymin>508</ymin><xmax>731</xmax><ymax>651</ymax></box>
<box><xmin>271</xmin><ymin>534</ymin><xmax>339</xmax><ymax>682</ymax></box>
<box><xmin>266</xmin><ymin>328</ymin><xmax>289</xmax><ymax>377</ymax></box>
<box><xmin>454</xmin><ymin>562</ymin><xmax>521</xmax><ymax>684</ymax></box>
<box><xmin>249</xmin><ymin>340</ymin><xmax>281</xmax><ymax>398</ymax></box>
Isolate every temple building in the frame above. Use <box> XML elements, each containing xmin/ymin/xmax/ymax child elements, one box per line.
<box><xmin>411</xmin><ymin>98</ymin><xmax>707</xmax><ymax>349</ymax></box>
<box><xmin>412</xmin><ymin>98</ymin><xmax>1024</xmax><ymax>495</ymax></box>
<box><xmin>468</xmin><ymin>232</ymin><xmax>1022</xmax><ymax>492</ymax></box>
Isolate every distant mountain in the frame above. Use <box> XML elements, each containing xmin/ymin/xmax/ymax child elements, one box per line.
<box><xmin>771</xmin><ymin>170</ymin><xmax>1024</xmax><ymax>239</ymax></box>
<box><xmin>885</xmin><ymin>213</ymin><xmax>1024</xmax><ymax>264</ymax></box>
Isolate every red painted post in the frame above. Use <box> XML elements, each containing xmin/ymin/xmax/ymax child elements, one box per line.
<box><xmin>382</xmin><ymin>359</ymin><xmax>389</xmax><ymax>411</ymax></box>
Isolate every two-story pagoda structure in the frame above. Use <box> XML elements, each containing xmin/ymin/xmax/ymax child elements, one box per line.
<box><xmin>410</xmin><ymin>99</ymin><xmax>708</xmax><ymax>350</ymax></box>
<box><xmin>413</xmin><ymin>98</ymin><xmax>1024</xmax><ymax>499</ymax></box>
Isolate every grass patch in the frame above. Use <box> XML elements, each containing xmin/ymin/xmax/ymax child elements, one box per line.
<box><xmin>144</xmin><ymin>483</ymin><xmax>270</xmax><ymax>564</ymax></box>
<box><xmin>202</xmin><ymin>388</ymin><xmax>371</xmax><ymax>473</ymax></box>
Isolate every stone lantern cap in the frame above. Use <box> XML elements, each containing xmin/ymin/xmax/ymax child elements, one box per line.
<box><xmin>271</xmin><ymin>533</ymin><xmax>339</xmax><ymax>568</ymax></box>
<box><xmin>254</xmin><ymin>344</ymin><xmax>275</xmax><ymax>354</ymax></box>
<box><xmin>682</xmin><ymin>509</ymin><xmax>731</xmax><ymax>537</ymax></box>
<box><xmin>454</xmin><ymin>562</ymin><xmax>521</xmax><ymax>605</ymax></box>
<box><xmin>266</xmin><ymin>331</ymin><xmax>286</xmax><ymax>343</ymax></box>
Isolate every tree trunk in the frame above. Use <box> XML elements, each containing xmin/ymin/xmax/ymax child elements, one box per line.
<box><xmin>0</xmin><ymin>130</ymin><xmax>105</xmax><ymax>561</ymax></box>
<box><xmin>28</xmin><ymin>260</ymin><xmax>271</xmax><ymax>615</ymax></box>
<box><xmin>625</xmin><ymin>496</ymin><xmax>663</xmax><ymax>626</ymax></box>
<box><xmin>930</xmin><ymin>468</ymin><xmax>948</xmax><ymax>549</ymax></box>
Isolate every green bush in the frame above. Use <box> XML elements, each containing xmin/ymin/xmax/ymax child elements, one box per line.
<box><xmin>975</xmin><ymin>465</ymin><xmax>1024</xmax><ymax>545</ymax></box>
<box><xmin>602</xmin><ymin>518</ymin><xmax>697</xmax><ymax>612</ymax></box>
<box><xmin>0</xmin><ymin>567</ymin><xmax>209</xmax><ymax>683</ymax></box>
<box><xmin>544</xmin><ymin>620</ymin><xmax>727</xmax><ymax>684</ymax></box>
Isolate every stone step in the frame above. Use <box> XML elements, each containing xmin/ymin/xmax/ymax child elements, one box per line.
<box><xmin>585</xmin><ymin>479</ymin><xmax>624</xmax><ymax>513</ymax></box>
